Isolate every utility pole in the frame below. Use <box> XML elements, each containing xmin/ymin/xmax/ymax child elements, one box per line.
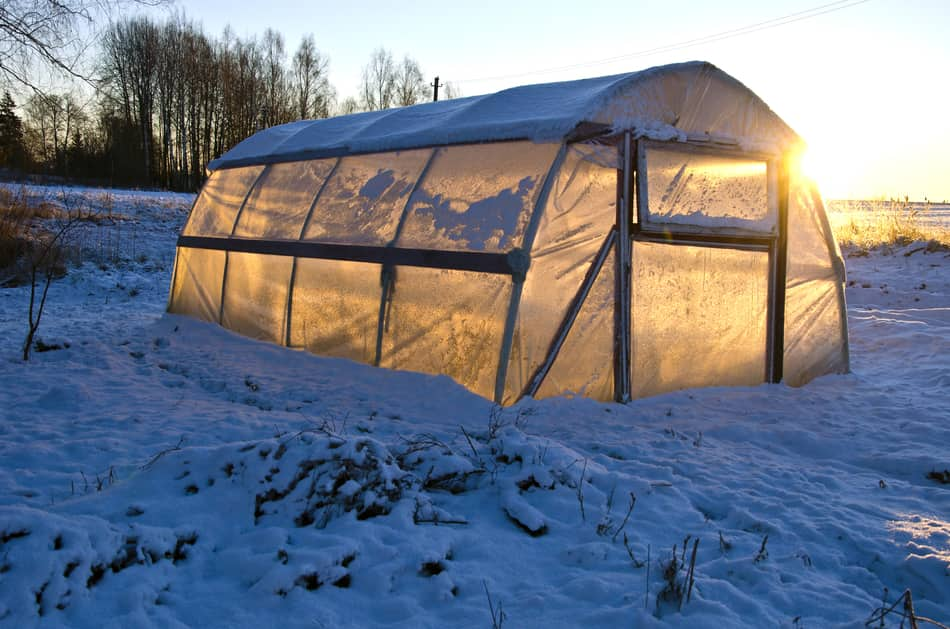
<box><xmin>431</xmin><ymin>76</ymin><xmax>441</xmax><ymax>102</ymax></box>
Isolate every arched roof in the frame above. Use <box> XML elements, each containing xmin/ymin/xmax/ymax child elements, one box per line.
<box><xmin>208</xmin><ymin>61</ymin><xmax>799</xmax><ymax>171</ymax></box>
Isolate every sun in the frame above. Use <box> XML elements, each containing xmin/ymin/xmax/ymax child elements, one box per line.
<box><xmin>795</xmin><ymin>140</ymin><xmax>860</xmax><ymax>201</ymax></box>
<box><xmin>798</xmin><ymin>146</ymin><xmax>832</xmax><ymax>196</ymax></box>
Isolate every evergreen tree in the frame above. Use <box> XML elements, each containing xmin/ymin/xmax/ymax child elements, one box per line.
<box><xmin>0</xmin><ymin>91</ymin><xmax>26</xmax><ymax>169</ymax></box>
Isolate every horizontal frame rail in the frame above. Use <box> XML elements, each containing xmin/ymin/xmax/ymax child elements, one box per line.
<box><xmin>631</xmin><ymin>227</ymin><xmax>773</xmax><ymax>252</ymax></box>
<box><xmin>177</xmin><ymin>235</ymin><xmax>515</xmax><ymax>275</ymax></box>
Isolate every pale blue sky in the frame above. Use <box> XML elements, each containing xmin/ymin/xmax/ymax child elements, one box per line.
<box><xmin>168</xmin><ymin>0</ymin><xmax>950</xmax><ymax>200</ymax></box>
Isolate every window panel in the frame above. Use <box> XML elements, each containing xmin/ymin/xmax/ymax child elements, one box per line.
<box><xmin>631</xmin><ymin>242</ymin><xmax>768</xmax><ymax>398</ymax></box>
<box><xmin>640</xmin><ymin>144</ymin><xmax>775</xmax><ymax>234</ymax></box>
<box><xmin>396</xmin><ymin>142</ymin><xmax>559</xmax><ymax>252</ymax></box>
<box><xmin>233</xmin><ymin>160</ymin><xmax>336</xmax><ymax>239</ymax></box>
<box><xmin>381</xmin><ymin>267</ymin><xmax>511</xmax><ymax>400</ymax></box>
<box><xmin>168</xmin><ymin>247</ymin><xmax>226</xmax><ymax>323</ymax></box>
<box><xmin>302</xmin><ymin>150</ymin><xmax>431</xmax><ymax>245</ymax></box>
<box><xmin>184</xmin><ymin>166</ymin><xmax>264</xmax><ymax>237</ymax></box>
<box><xmin>288</xmin><ymin>258</ymin><xmax>381</xmax><ymax>364</ymax></box>
<box><xmin>220</xmin><ymin>253</ymin><xmax>293</xmax><ymax>344</ymax></box>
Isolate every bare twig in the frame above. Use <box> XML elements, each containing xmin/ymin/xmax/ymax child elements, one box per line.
<box><xmin>685</xmin><ymin>537</ymin><xmax>699</xmax><ymax>605</ymax></box>
<box><xmin>576</xmin><ymin>458</ymin><xmax>587</xmax><ymax>522</ymax></box>
<box><xmin>623</xmin><ymin>532</ymin><xmax>645</xmax><ymax>568</ymax></box>
<box><xmin>611</xmin><ymin>492</ymin><xmax>637</xmax><ymax>543</ymax></box>
<box><xmin>753</xmin><ymin>534</ymin><xmax>769</xmax><ymax>563</ymax></box>
<box><xmin>483</xmin><ymin>580</ymin><xmax>506</xmax><ymax>629</ymax></box>
<box><xmin>460</xmin><ymin>425</ymin><xmax>480</xmax><ymax>460</ymax></box>
<box><xmin>141</xmin><ymin>436</ymin><xmax>185</xmax><ymax>470</ymax></box>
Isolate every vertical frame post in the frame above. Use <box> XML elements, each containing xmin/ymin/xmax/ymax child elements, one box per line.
<box><xmin>614</xmin><ymin>132</ymin><xmax>633</xmax><ymax>402</ymax></box>
<box><xmin>767</xmin><ymin>159</ymin><xmax>789</xmax><ymax>383</ymax></box>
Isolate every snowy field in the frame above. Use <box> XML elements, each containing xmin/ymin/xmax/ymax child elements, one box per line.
<box><xmin>827</xmin><ymin>200</ymin><xmax>950</xmax><ymax>236</ymax></box>
<box><xmin>0</xmin><ymin>184</ymin><xmax>947</xmax><ymax>628</ymax></box>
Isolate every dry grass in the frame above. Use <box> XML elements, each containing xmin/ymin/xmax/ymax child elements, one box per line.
<box><xmin>828</xmin><ymin>199</ymin><xmax>950</xmax><ymax>250</ymax></box>
<box><xmin>0</xmin><ymin>187</ymin><xmax>77</xmax><ymax>286</ymax></box>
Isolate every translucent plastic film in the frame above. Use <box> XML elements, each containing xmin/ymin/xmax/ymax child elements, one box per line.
<box><xmin>233</xmin><ymin>159</ymin><xmax>336</xmax><ymax>239</ymax></box>
<box><xmin>184</xmin><ymin>166</ymin><xmax>264</xmax><ymax>237</ymax></box>
<box><xmin>381</xmin><ymin>267</ymin><xmax>511</xmax><ymax>400</ymax></box>
<box><xmin>220</xmin><ymin>252</ymin><xmax>293</xmax><ymax>345</ymax></box>
<box><xmin>640</xmin><ymin>144</ymin><xmax>775</xmax><ymax>233</ymax></box>
<box><xmin>396</xmin><ymin>142</ymin><xmax>559</xmax><ymax>252</ymax></box>
<box><xmin>288</xmin><ymin>258</ymin><xmax>381</xmax><ymax>364</ymax></box>
<box><xmin>783</xmin><ymin>178</ymin><xmax>849</xmax><ymax>386</ymax></box>
<box><xmin>631</xmin><ymin>242</ymin><xmax>768</xmax><ymax>398</ymax></box>
<box><xmin>168</xmin><ymin>247</ymin><xmax>226</xmax><ymax>323</ymax></box>
<box><xmin>535</xmin><ymin>248</ymin><xmax>616</xmax><ymax>402</ymax></box>
<box><xmin>505</xmin><ymin>143</ymin><xmax>619</xmax><ymax>401</ymax></box>
<box><xmin>302</xmin><ymin>150</ymin><xmax>431</xmax><ymax>245</ymax></box>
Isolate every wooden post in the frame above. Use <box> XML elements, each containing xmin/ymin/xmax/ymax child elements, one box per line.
<box><xmin>431</xmin><ymin>76</ymin><xmax>441</xmax><ymax>101</ymax></box>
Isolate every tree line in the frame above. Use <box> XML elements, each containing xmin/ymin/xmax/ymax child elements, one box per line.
<box><xmin>0</xmin><ymin>14</ymin><xmax>457</xmax><ymax>192</ymax></box>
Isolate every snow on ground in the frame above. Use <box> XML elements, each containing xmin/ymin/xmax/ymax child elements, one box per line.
<box><xmin>0</xmin><ymin>184</ymin><xmax>947</xmax><ymax>628</ymax></box>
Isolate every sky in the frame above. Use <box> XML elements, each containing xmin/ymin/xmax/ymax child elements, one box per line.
<box><xmin>162</xmin><ymin>0</ymin><xmax>949</xmax><ymax>201</ymax></box>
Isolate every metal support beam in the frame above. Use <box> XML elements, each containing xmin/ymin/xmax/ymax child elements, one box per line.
<box><xmin>615</xmin><ymin>132</ymin><xmax>633</xmax><ymax>403</ymax></box>
<box><xmin>767</xmin><ymin>160</ymin><xmax>790</xmax><ymax>383</ymax></box>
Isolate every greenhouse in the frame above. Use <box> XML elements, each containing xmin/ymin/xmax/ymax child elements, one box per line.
<box><xmin>168</xmin><ymin>61</ymin><xmax>850</xmax><ymax>404</ymax></box>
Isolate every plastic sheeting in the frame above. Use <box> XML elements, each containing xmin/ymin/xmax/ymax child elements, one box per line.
<box><xmin>169</xmin><ymin>247</ymin><xmax>225</xmax><ymax>323</ymax></box>
<box><xmin>301</xmin><ymin>150</ymin><xmax>431</xmax><ymax>245</ymax></box>
<box><xmin>183</xmin><ymin>166</ymin><xmax>264</xmax><ymax>237</ymax></box>
<box><xmin>208</xmin><ymin>62</ymin><xmax>798</xmax><ymax>171</ymax></box>
<box><xmin>631</xmin><ymin>242</ymin><xmax>769</xmax><ymax>398</ymax></box>
<box><xmin>233</xmin><ymin>160</ymin><xmax>336</xmax><ymax>239</ymax></box>
<box><xmin>220</xmin><ymin>253</ymin><xmax>294</xmax><ymax>344</ymax></box>
<box><xmin>639</xmin><ymin>144</ymin><xmax>775</xmax><ymax>233</ymax></box>
<box><xmin>783</xmin><ymin>177</ymin><xmax>849</xmax><ymax>386</ymax></box>
<box><xmin>288</xmin><ymin>258</ymin><xmax>381</xmax><ymax>364</ymax></box>
<box><xmin>505</xmin><ymin>142</ymin><xmax>619</xmax><ymax>401</ymax></box>
<box><xmin>380</xmin><ymin>267</ymin><xmax>511</xmax><ymax>400</ymax></box>
<box><xmin>535</xmin><ymin>248</ymin><xmax>616</xmax><ymax>401</ymax></box>
<box><xmin>387</xmin><ymin>142</ymin><xmax>558</xmax><ymax>252</ymax></box>
<box><xmin>171</xmin><ymin>112</ymin><xmax>847</xmax><ymax>404</ymax></box>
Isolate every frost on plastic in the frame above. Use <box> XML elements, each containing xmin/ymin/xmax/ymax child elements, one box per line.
<box><xmin>169</xmin><ymin>247</ymin><xmax>225</xmax><ymax>323</ymax></box>
<box><xmin>183</xmin><ymin>166</ymin><xmax>264</xmax><ymax>237</ymax></box>
<box><xmin>506</xmin><ymin>142</ymin><xmax>618</xmax><ymax>401</ymax></box>
<box><xmin>395</xmin><ymin>142</ymin><xmax>559</xmax><ymax>252</ymax></box>
<box><xmin>221</xmin><ymin>253</ymin><xmax>294</xmax><ymax>345</ymax></box>
<box><xmin>631</xmin><ymin>242</ymin><xmax>768</xmax><ymax>398</ymax></box>
<box><xmin>640</xmin><ymin>144</ymin><xmax>775</xmax><ymax>234</ymax></box>
<box><xmin>289</xmin><ymin>258</ymin><xmax>381</xmax><ymax>364</ymax></box>
<box><xmin>783</xmin><ymin>179</ymin><xmax>849</xmax><ymax>386</ymax></box>
<box><xmin>535</xmin><ymin>248</ymin><xmax>616</xmax><ymax>401</ymax></box>
<box><xmin>380</xmin><ymin>267</ymin><xmax>511</xmax><ymax>400</ymax></box>
<box><xmin>302</xmin><ymin>150</ymin><xmax>431</xmax><ymax>245</ymax></box>
<box><xmin>233</xmin><ymin>160</ymin><xmax>336</xmax><ymax>239</ymax></box>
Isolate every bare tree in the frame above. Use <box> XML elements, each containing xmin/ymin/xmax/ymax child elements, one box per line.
<box><xmin>100</xmin><ymin>17</ymin><xmax>159</xmax><ymax>183</ymax></box>
<box><xmin>442</xmin><ymin>81</ymin><xmax>463</xmax><ymax>100</ymax></box>
<box><xmin>261</xmin><ymin>28</ymin><xmax>290</xmax><ymax>127</ymax></box>
<box><xmin>0</xmin><ymin>0</ymin><xmax>167</xmax><ymax>92</ymax></box>
<box><xmin>359</xmin><ymin>47</ymin><xmax>396</xmax><ymax>111</ymax></box>
<box><xmin>337</xmin><ymin>96</ymin><xmax>361</xmax><ymax>116</ymax></box>
<box><xmin>394</xmin><ymin>55</ymin><xmax>426</xmax><ymax>107</ymax></box>
<box><xmin>291</xmin><ymin>34</ymin><xmax>333</xmax><ymax>120</ymax></box>
<box><xmin>23</xmin><ymin>211</ymin><xmax>78</xmax><ymax>361</ymax></box>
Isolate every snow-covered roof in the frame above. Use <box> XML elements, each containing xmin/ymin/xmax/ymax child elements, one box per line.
<box><xmin>208</xmin><ymin>61</ymin><xmax>799</xmax><ymax>171</ymax></box>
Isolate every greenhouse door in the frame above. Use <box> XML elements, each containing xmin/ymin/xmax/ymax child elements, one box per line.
<box><xmin>621</xmin><ymin>136</ymin><xmax>787</xmax><ymax>400</ymax></box>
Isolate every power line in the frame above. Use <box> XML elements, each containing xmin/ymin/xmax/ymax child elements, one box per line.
<box><xmin>455</xmin><ymin>0</ymin><xmax>872</xmax><ymax>85</ymax></box>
